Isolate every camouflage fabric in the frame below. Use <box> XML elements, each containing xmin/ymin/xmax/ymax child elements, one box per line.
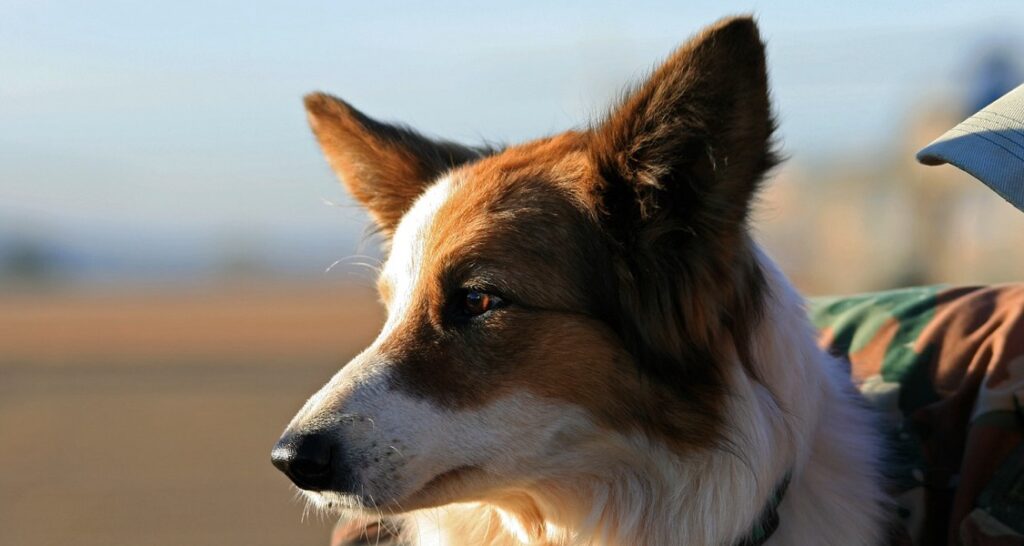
<box><xmin>811</xmin><ymin>285</ymin><xmax>1024</xmax><ymax>546</ymax></box>
<box><xmin>330</xmin><ymin>284</ymin><xmax>1024</xmax><ymax>546</ymax></box>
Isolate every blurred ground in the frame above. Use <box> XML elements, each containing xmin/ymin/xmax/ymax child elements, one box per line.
<box><xmin>0</xmin><ymin>283</ymin><xmax>383</xmax><ymax>546</ymax></box>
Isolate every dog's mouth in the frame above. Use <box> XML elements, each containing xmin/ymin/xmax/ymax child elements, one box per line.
<box><xmin>303</xmin><ymin>464</ymin><xmax>485</xmax><ymax>515</ymax></box>
<box><xmin>403</xmin><ymin>464</ymin><xmax>482</xmax><ymax>504</ymax></box>
<box><xmin>372</xmin><ymin>464</ymin><xmax>485</xmax><ymax>513</ymax></box>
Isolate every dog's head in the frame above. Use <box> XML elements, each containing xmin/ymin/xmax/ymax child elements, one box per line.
<box><xmin>273</xmin><ymin>16</ymin><xmax>776</xmax><ymax>519</ymax></box>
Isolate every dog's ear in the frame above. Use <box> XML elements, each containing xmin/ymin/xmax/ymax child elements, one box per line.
<box><xmin>304</xmin><ymin>93</ymin><xmax>487</xmax><ymax>236</ymax></box>
<box><xmin>587</xmin><ymin>17</ymin><xmax>777</xmax><ymax>386</ymax></box>
<box><xmin>589</xmin><ymin>16</ymin><xmax>776</xmax><ymax>241</ymax></box>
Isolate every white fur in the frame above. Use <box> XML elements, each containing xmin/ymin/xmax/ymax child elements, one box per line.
<box><xmin>287</xmin><ymin>175</ymin><xmax>889</xmax><ymax>544</ymax></box>
<box><xmin>379</xmin><ymin>175</ymin><xmax>454</xmax><ymax>337</ymax></box>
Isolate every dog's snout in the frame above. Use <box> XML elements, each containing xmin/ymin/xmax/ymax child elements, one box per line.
<box><xmin>271</xmin><ymin>431</ymin><xmax>343</xmax><ymax>492</ymax></box>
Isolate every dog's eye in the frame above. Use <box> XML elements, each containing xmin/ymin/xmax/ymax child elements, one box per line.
<box><xmin>460</xmin><ymin>290</ymin><xmax>502</xmax><ymax>318</ymax></box>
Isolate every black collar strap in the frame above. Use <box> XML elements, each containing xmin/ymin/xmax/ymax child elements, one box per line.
<box><xmin>734</xmin><ymin>473</ymin><xmax>791</xmax><ymax>546</ymax></box>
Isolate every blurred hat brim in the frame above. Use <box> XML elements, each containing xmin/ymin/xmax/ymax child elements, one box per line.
<box><xmin>917</xmin><ymin>83</ymin><xmax>1024</xmax><ymax>213</ymax></box>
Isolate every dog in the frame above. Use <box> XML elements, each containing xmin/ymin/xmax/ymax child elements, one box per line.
<box><xmin>272</xmin><ymin>16</ymin><xmax>891</xmax><ymax>545</ymax></box>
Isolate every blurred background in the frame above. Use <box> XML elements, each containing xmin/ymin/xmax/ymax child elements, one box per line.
<box><xmin>3</xmin><ymin>1</ymin><xmax>1023</xmax><ymax>545</ymax></box>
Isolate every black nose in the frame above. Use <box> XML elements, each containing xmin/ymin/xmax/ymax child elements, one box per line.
<box><xmin>271</xmin><ymin>431</ymin><xmax>336</xmax><ymax>491</ymax></box>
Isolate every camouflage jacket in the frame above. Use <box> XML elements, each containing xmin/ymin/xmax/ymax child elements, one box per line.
<box><xmin>331</xmin><ymin>285</ymin><xmax>1024</xmax><ymax>546</ymax></box>
<box><xmin>812</xmin><ymin>284</ymin><xmax>1024</xmax><ymax>546</ymax></box>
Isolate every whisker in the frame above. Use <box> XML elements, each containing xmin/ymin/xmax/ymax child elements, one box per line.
<box><xmin>323</xmin><ymin>254</ymin><xmax>383</xmax><ymax>277</ymax></box>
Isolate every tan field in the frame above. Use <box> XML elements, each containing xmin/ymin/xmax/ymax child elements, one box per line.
<box><xmin>0</xmin><ymin>282</ymin><xmax>385</xmax><ymax>546</ymax></box>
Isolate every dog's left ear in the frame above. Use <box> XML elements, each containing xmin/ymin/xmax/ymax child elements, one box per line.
<box><xmin>589</xmin><ymin>16</ymin><xmax>776</xmax><ymax>239</ymax></box>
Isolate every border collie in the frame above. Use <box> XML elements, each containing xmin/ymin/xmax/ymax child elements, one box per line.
<box><xmin>272</xmin><ymin>16</ymin><xmax>889</xmax><ymax>545</ymax></box>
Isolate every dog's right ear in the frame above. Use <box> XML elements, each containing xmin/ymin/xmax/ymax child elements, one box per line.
<box><xmin>584</xmin><ymin>17</ymin><xmax>777</xmax><ymax>388</ymax></box>
<box><xmin>588</xmin><ymin>16</ymin><xmax>775</xmax><ymax>240</ymax></box>
<box><xmin>304</xmin><ymin>93</ymin><xmax>487</xmax><ymax>236</ymax></box>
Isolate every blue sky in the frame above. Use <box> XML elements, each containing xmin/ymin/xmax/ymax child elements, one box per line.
<box><xmin>2</xmin><ymin>1</ymin><xmax>1022</xmax><ymax>279</ymax></box>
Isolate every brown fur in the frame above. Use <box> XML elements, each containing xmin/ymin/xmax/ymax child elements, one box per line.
<box><xmin>306</xmin><ymin>16</ymin><xmax>777</xmax><ymax>453</ymax></box>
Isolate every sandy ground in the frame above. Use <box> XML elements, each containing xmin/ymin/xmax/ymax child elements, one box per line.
<box><xmin>0</xmin><ymin>282</ymin><xmax>384</xmax><ymax>546</ymax></box>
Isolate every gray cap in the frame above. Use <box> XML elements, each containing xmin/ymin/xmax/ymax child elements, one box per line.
<box><xmin>917</xmin><ymin>83</ymin><xmax>1024</xmax><ymax>213</ymax></box>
